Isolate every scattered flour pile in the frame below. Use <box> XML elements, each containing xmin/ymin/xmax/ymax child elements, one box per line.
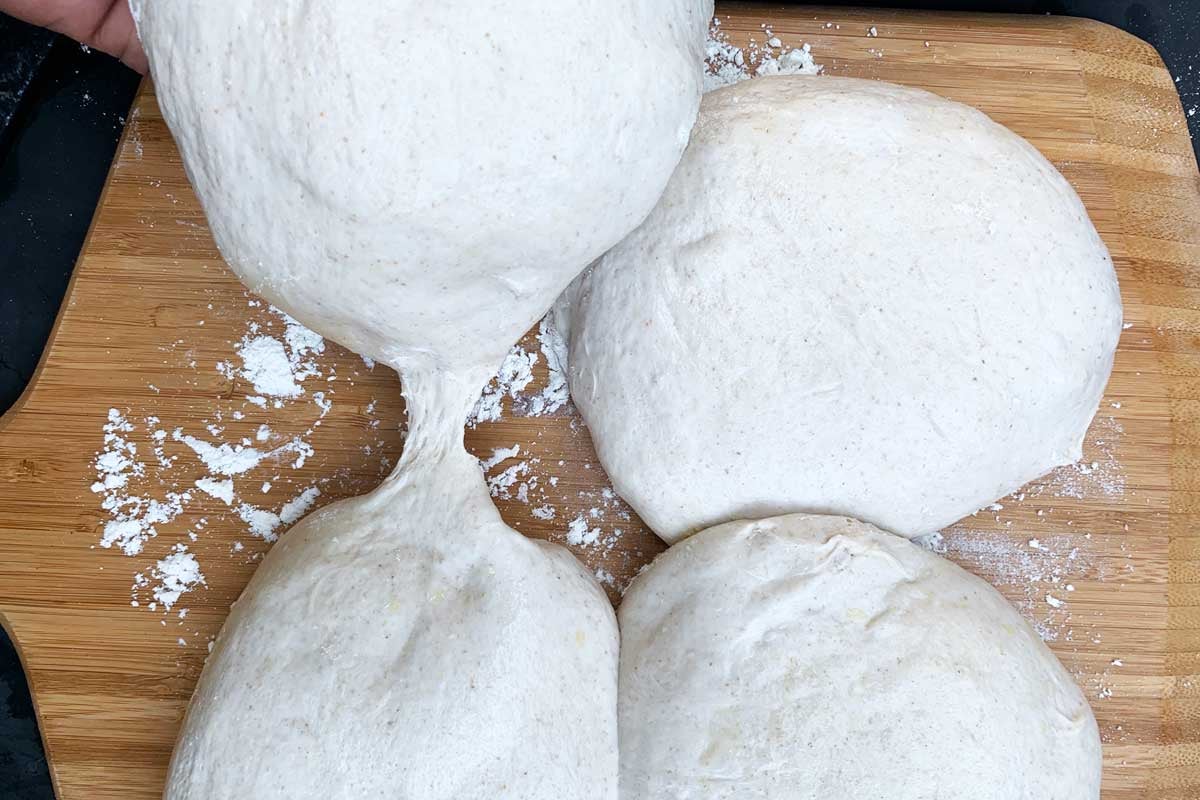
<box><xmin>475</xmin><ymin>438</ymin><xmax>633</xmax><ymax>591</ymax></box>
<box><xmin>216</xmin><ymin>303</ymin><xmax>327</xmax><ymax>407</ymax></box>
<box><xmin>149</xmin><ymin>544</ymin><xmax>207</xmax><ymax>611</ymax></box>
<box><xmin>94</xmin><ymin>408</ymin><xmax>189</xmax><ymax>557</ymax></box>
<box><xmin>704</xmin><ymin>20</ymin><xmax>822</xmax><ymax>92</ymax></box>
<box><xmin>469</xmin><ymin>316</ymin><xmax>571</xmax><ymax>426</ymax></box>
<box><xmin>93</xmin><ymin>305</ymin><xmax>574</xmax><ymax>619</ymax></box>
<box><xmin>237</xmin><ymin>487</ymin><xmax>322</xmax><ymax>542</ymax></box>
<box><xmin>922</xmin><ymin>529</ymin><xmax>1096</xmax><ymax>644</ymax></box>
<box><xmin>92</xmin><ymin>301</ymin><xmax>353</xmax><ymax>617</ymax></box>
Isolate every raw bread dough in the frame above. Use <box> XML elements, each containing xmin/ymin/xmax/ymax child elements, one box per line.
<box><xmin>131</xmin><ymin>2</ymin><xmax>713</xmax><ymax>796</ymax></box>
<box><xmin>562</xmin><ymin>75</ymin><xmax>1123</xmax><ymax>543</ymax></box>
<box><xmin>131</xmin><ymin>0</ymin><xmax>711</xmax><ymax>380</ymax></box>
<box><xmin>618</xmin><ymin>513</ymin><xmax>1102</xmax><ymax>800</ymax></box>
<box><xmin>166</xmin><ymin>373</ymin><xmax>620</xmax><ymax>800</ymax></box>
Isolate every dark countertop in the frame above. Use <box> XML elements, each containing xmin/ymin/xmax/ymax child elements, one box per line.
<box><xmin>0</xmin><ymin>3</ymin><xmax>1195</xmax><ymax>797</ymax></box>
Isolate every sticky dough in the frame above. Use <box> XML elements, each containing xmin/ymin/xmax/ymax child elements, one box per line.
<box><xmin>165</xmin><ymin>375</ymin><xmax>621</xmax><ymax>799</ymax></box>
<box><xmin>562</xmin><ymin>75</ymin><xmax>1123</xmax><ymax>544</ymax></box>
<box><xmin>618</xmin><ymin>513</ymin><xmax>1102</xmax><ymax>799</ymax></box>
<box><xmin>131</xmin><ymin>0</ymin><xmax>711</xmax><ymax>380</ymax></box>
<box><xmin>131</xmin><ymin>1</ymin><xmax>712</xmax><ymax>797</ymax></box>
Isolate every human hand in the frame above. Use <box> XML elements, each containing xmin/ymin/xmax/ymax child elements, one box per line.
<box><xmin>2</xmin><ymin>0</ymin><xmax>146</xmax><ymax>74</ymax></box>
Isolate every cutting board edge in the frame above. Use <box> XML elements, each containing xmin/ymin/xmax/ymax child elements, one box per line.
<box><xmin>0</xmin><ymin>86</ymin><xmax>147</xmax><ymax>439</ymax></box>
<box><xmin>0</xmin><ymin>9</ymin><xmax>1197</xmax><ymax>798</ymax></box>
<box><xmin>1066</xmin><ymin>8</ymin><xmax>1200</xmax><ymax>774</ymax></box>
<box><xmin>0</xmin><ymin>609</ymin><xmax>68</xmax><ymax>800</ymax></box>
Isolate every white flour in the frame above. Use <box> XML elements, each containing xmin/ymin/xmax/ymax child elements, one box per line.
<box><xmin>236</xmin><ymin>487</ymin><xmax>322</xmax><ymax>542</ymax></box>
<box><xmin>487</xmin><ymin>459</ymin><xmax>533</xmax><ymax>502</ymax></box>
<box><xmin>704</xmin><ymin>20</ymin><xmax>822</xmax><ymax>92</ymax></box>
<box><xmin>468</xmin><ymin>313</ymin><xmax>572</xmax><ymax>425</ymax></box>
<box><xmin>92</xmin><ymin>301</ymin><xmax>346</xmax><ymax>617</ymax></box>
<box><xmin>566</xmin><ymin>515</ymin><xmax>601</xmax><ymax>547</ymax></box>
<box><xmin>470</xmin><ymin>412</ymin><xmax>633</xmax><ymax>583</ymax></box>
<box><xmin>478</xmin><ymin>445</ymin><xmax>521</xmax><ymax>472</ymax></box>
<box><xmin>218</xmin><ymin>308</ymin><xmax>325</xmax><ymax>404</ymax></box>
<box><xmin>236</xmin><ymin>336</ymin><xmax>301</xmax><ymax>398</ymax></box>
<box><xmin>93</xmin><ymin>409</ymin><xmax>191</xmax><ymax>557</ymax></box>
<box><xmin>173</xmin><ymin>432</ymin><xmax>266</xmax><ymax>476</ymax></box>
<box><xmin>525</xmin><ymin>316</ymin><xmax>571</xmax><ymax>416</ymax></box>
<box><xmin>1038</xmin><ymin>416</ymin><xmax>1125</xmax><ymax>499</ymax></box>
<box><xmin>469</xmin><ymin>348</ymin><xmax>537</xmax><ymax>426</ymax></box>
<box><xmin>562</xmin><ymin>507</ymin><xmax>625</xmax><ymax>554</ymax></box>
<box><xmin>151</xmin><ymin>544</ymin><xmax>206</xmax><ymax>611</ymax></box>
<box><xmin>924</xmin><ymin>530</ymin><xmax>1095</xmax><ymax>642</ymax></box>
<box><xmin>195</xmin><ymin>477</ymin><xmax>234</xmax><ymax>505</ymax></box>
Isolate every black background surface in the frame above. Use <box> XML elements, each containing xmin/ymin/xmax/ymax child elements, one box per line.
<box><xmin>0</xmin><ymin>3</ymin><xmax>1195</xmax><ymax>797</ymax></box>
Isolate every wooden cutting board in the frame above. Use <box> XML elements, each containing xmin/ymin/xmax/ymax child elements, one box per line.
<box><xmin>1</xmin><ymin>4</ymin><xmax>1197</xmax><ymax>798</ymax></box>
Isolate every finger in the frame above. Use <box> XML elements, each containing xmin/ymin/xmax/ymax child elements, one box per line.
<box><xmin>1</xmin><ymin>0</ymin><xmax>147</xmax><ymax>74</ymax></box>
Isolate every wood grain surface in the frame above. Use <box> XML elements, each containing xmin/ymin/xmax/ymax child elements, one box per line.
<box><xmin>1</xmin><ymin>4</ymin><xmax>1197</xmax><ymax>798</ymax></box>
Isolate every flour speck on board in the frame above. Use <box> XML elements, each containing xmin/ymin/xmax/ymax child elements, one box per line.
<box><xmin>478</xmin><ymin>445</ymin><xmax>540</xmax><ymax>503</ymax></box>
<box><xmin>93</xmin><ymin>410</ymin><xmax>192</xmax><ymax>557</ymax></box>
<box><xmin>173</xmin><ymin>431</ymin><xmax>266</xmax><ymax>476</ymax></box>
<box><xmin>237</xmin><ymin>336</ymin><xmax>304</xmax><ymax>398</ymax></box>
<box><xmin>236</xmin><ymin>487</ymin><xmax>321</xmax><ymax>543</ymax></box>
<box><xmin>479</xmin><ymin>445</ymin><xmax>521</xmax><ymax>472</ymax></box>
<box><xmin>566</xmin><ymin>515</ymin><xmax>602</xmax><ymax>547</ymax></box>
<box><xmin>194</xmin><ymin>477</ymin><xmax>234</xmax><ymax>505</ymax></box>
<box><xmin>468</xmin><ymin>312</ymin><xmax>575</xmax><ymax>427</ymax></box>
<box><xmin>526</xmin><ymin>316</ymin><xmax>571</xmax><ymax>416</ymax></box>
<box><xmin>470</xmin><ymin>372</ymin><xmax>634</xmax><ymax>583</ymax></box>
<box><xmin>564</xmin><ymin>508</ymin><xmax>624</xmax><ymax>554</ymax></box>
<box><xmin>93</xmin><ymin>408</ymin><xmax>137</xmax><ymax>491</ymax></box>
<box><xmin>223</xmin><ymin>309</ymin><xmax>325</xmax><ymax>403</ymax></box>
<box><xmin>151</xmin><ymin>544</ymin><xmax>206</xmax><ymax>611</ymax></box>
<box><xmin>470</xmin><ymin>349</ymin><xmax>537</xmax><ymax>426</ymax></box>
<box><xmin>704</xmin><ymin>19</ymin><xmax>821</xmax><ymax>92</ymax></box>
<box><xmin>487</xmin><ymin>459</ymin><xmax>532</xmax><ymax>502</ymax></box>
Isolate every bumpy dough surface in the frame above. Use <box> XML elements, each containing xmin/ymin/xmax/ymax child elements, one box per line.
<box><xmin>618</xmin><ymin>513</ymin><xmax>1102</xmax><ymax>800</ymax></box>
<box><xmin>131</xmin><ymin>0</ymin><xmax>711</xmax><ymax>377</ymax></box>
<box><xmin>564</xmin><ymin>76</ymin><xmax>1123</xmax><ymax>543</ymax></box>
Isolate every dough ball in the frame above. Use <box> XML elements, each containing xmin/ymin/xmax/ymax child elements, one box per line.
<box><xmin>618</xmin><ymin>513</ymin><xmax>1101</xmax><ymax>800</ymax></box>
<box><xmin>131</xmin><ymin>0</ymin><xmax>711</xmax><ymax>377</ymax></box>
<box><xmin>166</xmin><ymin>455</ymin><xmax>618</xmax><ymax>800</ymax></box>
<box><xmin>564</xmin><ymin>76</ymin><xmax>1122</xmax><ymax>543</ymax></box>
